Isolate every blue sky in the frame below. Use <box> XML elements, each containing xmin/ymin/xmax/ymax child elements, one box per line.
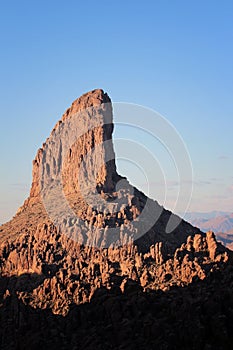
<box><xmin>0</xmin><ymin>0</ymin><xmax>233</xmax><ymax>223</ymax></box>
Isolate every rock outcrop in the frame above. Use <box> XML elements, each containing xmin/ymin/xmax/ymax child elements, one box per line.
<box><xmin>0</xmin><ymin>89</ymin><xmax>232</xmax><ymax>349</ymax></box>
<box><xmin>11</xmin><ymin>89</ymin><xmax>203</xmax><ymax>252</ymax></box>
<box><xmin>24</xmin><ymin>89</ymin><xmax>118</xmax><ymax>207</ymax></box>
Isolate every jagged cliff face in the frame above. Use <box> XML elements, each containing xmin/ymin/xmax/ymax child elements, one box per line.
<box><xmin>0</xmin><ymin>89</ymin><xmax>232</xmax><ymax>349</ymax></box>
<box><xmin>12</xmin><ymin>89</ymin><xmax>201</xmax><ymax>252</ymax></box>
<box><xmin>26</xmin><ymin>89</ymin><xmax>117</xmax><ymax>206</ymax></box>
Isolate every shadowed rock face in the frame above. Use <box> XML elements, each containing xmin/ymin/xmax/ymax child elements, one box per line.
<box><xmin>0</xmin><ymin>89</ymin><xmax>232</xmax><ymax>349</ymax></box>
<box><xmin>2</xmin><ymin>265</ymin><xmax>233</xmax><ymax>350</ymax></box>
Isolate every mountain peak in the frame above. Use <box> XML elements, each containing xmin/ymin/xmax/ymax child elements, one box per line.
<box><xmin>22</xmin><ymin>89</ymin><xmax>117</xmax><ymax>211</ymax></box>
<box><xmin>62</xmin><ymin>89</ymin><xmax>111</xmax><ymax>121</ymax></box>
<box><xmin>0</xmin><ymin>90</ymin><xmax>231</xmax><ymax>349</ymax></box>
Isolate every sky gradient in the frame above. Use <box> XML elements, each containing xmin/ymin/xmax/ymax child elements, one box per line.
<box><xmin>0</xmin><ymin>0</ymin><xmax>233</xmax><ymax>223</ymax></box>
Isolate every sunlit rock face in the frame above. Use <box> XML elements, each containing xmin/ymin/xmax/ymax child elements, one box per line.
<box><xmin>0</xmin><ymin>89</ymin><xmax>231</xmax><ymax>350</ymax></box>
<box><xmin>28</xmin><ymin>89</ymin><xmax>118</xmax><ymax>205</ymax></box>
<box><xmin>11</xmin><ymin>88</ymin><xmax>201</xmax><ymax>251</ymax></box>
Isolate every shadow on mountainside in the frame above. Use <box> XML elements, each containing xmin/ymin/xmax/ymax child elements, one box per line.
<box><xmin>1</xmin><ymin>264</ymin><xmax>233</xmax><ymax>350</ymax></box>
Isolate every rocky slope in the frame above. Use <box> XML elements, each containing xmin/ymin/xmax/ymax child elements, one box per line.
<box><xmin>0</xmin><ymin>89</ymin><xmax>232</xmax><ymax>350</ymax></box>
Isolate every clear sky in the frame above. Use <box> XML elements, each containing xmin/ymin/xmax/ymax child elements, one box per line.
<box><xmin>0</xmin><ymin>0</ymin><xmax>233</xmax><ymax>223</ymax></box>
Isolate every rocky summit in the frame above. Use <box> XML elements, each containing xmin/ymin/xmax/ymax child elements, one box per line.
<box><xmin>0</xmin><ymin>89</ymin><xmax>233</xmax><ymax>350</ymax></box>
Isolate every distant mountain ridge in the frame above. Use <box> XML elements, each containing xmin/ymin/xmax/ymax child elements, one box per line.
<box><xmin>183</xmin><ymin>211</ymin><xmax>231</xmax><ymax>223</ymax></box>
<box><xmin>183</xmin><ymin>211</ymin><xmax>233</xmax><ymax>233</ymax></box>
<box><xmin>183</xmin><ymin>211</ymin><xmax>233</xmax><ymax>250</ymax></box>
